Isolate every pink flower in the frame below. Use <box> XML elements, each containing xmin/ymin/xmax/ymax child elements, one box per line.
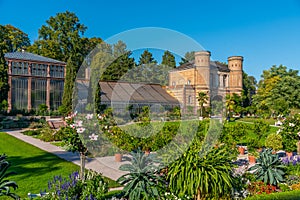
<box><xmin>89</xmin><ymin>133</ymin><xmax>98</xmax><ymax>141</ymax></box>
<box><xmin>76</xmin><ymin>127</ymin><xmax>85</xmax><ymax>133</ymax></box>
<box><xmin>75</xmin><ymin>120</ymin><xmax>83</xmax><ymax>127</ymax></box>
<box><xmin>86</xmin><ymin>114</ymin><xmax>93</xmax><ymax>120</ymax></box>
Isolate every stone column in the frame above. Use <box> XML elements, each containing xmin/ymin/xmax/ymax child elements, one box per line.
<box><xmin>46</xmin><ymin>64</ymin><xmax>51</xmax><ymax>110</ymax></box>
<box><xmin>7</xmin><ymin>61</ymin><xmax>12</xmax><ymax>112</ymax></box>
<box><xmin>27</xmin><ymin>63</ymin><xmax>32</xmax><ymax>111</ymax></box>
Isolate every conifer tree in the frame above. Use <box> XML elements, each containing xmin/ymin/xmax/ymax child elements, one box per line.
<box><xmin>162</xmin><ymin>50</ymin><xmax>176</xmax><ymax>68</ymax></box>
<box><xmin>138</xmin><ymin>50</ymin><xmax>157</xmax><ymax>65</ymax></box>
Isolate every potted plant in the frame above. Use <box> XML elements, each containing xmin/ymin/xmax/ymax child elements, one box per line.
<box><xmin>247</xmin><ymin>138</ymin><xmax>259</xmax><ymax>164</ymax></box>
<box><xmin>238</xmin><ymin>146</ymin><xmax>245</xmax><ymax>155</ymax></box>
<box><xmin>248</xmin><ymin>148</ymin><xmax>259</xmax><ymax>164</ymax></box>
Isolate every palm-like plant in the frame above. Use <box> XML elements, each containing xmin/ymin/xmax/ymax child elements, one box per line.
<box><xmin>225</xmin><ymin>94</ymin><xmax>235</xmax><ymax>117</ymax></box>
<box><xmin>197</xmin><ymin>91</ymin><xmax>209</xmax><ymax>117</ymax></box>
<box><xmin>248</xmin><ymin>148</ymin><xmax>285</xmax><ymax>186</ymax></box>
<box><xmin>117</xmin><ymin>149</ymin><xmax>164</xmax><ymax>199</ymax></box>
<box><xmin>0</xmin><ymin>154</ymin><xmax>19</xmax><ymax>199</ymax></box>
<box><xmin>167</xmin><ymin>141</ymin><xmax>235</xmax><ymax>200</ymax></box>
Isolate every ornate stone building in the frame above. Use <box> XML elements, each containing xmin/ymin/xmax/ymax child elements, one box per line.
<box><xmin>167</xmin><ymin>51</ymin><xmax>243</xmax><ymax>112</ymax></box>
<box><xmin>4</xmin><ymin>51</ymin><xmax>66</xmax><ymax>112</ymax></box>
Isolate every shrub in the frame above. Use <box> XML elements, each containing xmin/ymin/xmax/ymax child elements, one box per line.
<box><xmin>38</xmin><ymin>125</ymin><xmax>55</xmax><ymax>142</ymax></box>
<box><xmin>44</xmin><ymin>170</ymin><xmax>108</xmax><ymax>200</ymax></box>
<box><xmin>247</xmin><ymin>181</ymin><xmax>277</xmax><ymax>195</ymax></box>
<box><xmin>22</xmin><ymin>129</ymin><xmax>41</xmax><ymax>136</ymax></box>
<box><xmin>280</xmin><ymin>114</ymin><xmax>300</xmax><ymax>152</ymax></box>
<box><xmin>265</xmin><ymin>133</ymin><xmax>283</xmax><ymax>152</ymax></box>
<box><xmin>167</xmin><ymin>141</ymin><xmax>236</xmax><ymax>199</ymax></box>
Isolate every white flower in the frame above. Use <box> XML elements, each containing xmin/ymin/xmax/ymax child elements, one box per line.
<box><xmin>75</xmin><ymin>120</ymin><xmax>83</xmax><ymax>127</ymax></box>
<box><xmin>89</xmin><ymin>133</ymin><xmax>98</xmax><ymax>141</ymax></box>
<box><xmin>76</xmin><ymin>127</ymin><xmax>85</xmax><ymax>133</ymax></box>
<box><xmin>277</xmin><ymin>129</ymin><xmax>282</xmax><ymax>134</ymax></box>
<box><xmin>70</xmin><ymin>124</ymin><xmax>76</xmax><ymax>128</ymax></box>
<box><xmin>104</xmin><ymin>125</ymin><xmax>108</xmax><ymax>129</ymax></box>
<box><xmin>98</xmin><ymin>114</ymin><xmax>103</xmax><ymax>120</ymax></box>
<box><xmin>86</xmin><ymin>114</ymin><xmax>93</xmax><ymax>120</ymax></box>
<box><xmin>289</xmin><ymin>123</ymin><xmax>295</xmax><ymax>127</ymax></box>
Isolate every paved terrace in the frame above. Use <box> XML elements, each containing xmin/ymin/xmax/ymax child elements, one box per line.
<box><xmin>4</xmin><ymin>130</ymin><xmax>128</xmax><ymax>181</ymax></box>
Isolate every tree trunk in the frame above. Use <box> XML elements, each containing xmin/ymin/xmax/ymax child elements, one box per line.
<box><xmin>80</xmin><ymin>152</ymin><xmax>86</xmax><ymax>180</ymax></box>
<box><xmin>197</xmin><ymin>188</ymin><xmax>201</xmax><ymax>200</ymax></box>
<box><xmin>297</xmin><ymin>140</ymin><xmax>300</xmax><ymax>155</ymax></box>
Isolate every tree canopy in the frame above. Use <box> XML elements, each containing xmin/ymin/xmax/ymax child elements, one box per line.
<box><xmin>0</xmin><ymin>25</ymin><xmax>30</xmax><ymax>53</ymax></box>
<box><xmin>28</xmin><ymin>11</ymin><xmax>102</xmax><ymax>114</ymax></box>
<box><xmin>253</xmin><ymin>65</ymin><xmax>300</xmax><ymax>116</ymax></box>
<box><xmin>162</xmin><ymin>50</ymin><xmax>176</xmax><ymax>68</ymax></box>
<box><xmin>138</xmin><ymin>50</ymin><xmax>157</xmax><ymax>65</ymax></box>
<box><xmin>179</xmin><ymin>51</ymin><xmax>195</xmax><ymax>65</ymax></box>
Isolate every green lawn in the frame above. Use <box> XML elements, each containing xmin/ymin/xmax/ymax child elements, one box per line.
<box><xmin>0</xmin><ymin>132</ymin><xmax>120</xmax><ymax>199</ymax></box>
<box><xmin>236</xmin><ymin>117</ymin><xmax>277</xmax><ymax>125</ymax></box>
<box><xmin>246</xmin><ymin>190</ymin><xmax>300</xmax><ymax>200</ymax></box>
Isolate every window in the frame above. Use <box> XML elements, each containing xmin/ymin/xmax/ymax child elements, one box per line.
<box><xmin>31</xmin><ymin>79</ymin><xmax>47</xmax><ymax>109</ymax></box>
<box><xmin>50</xmin><ymin>65</ymin><xmax>64</xmax><ymax>78</ymax></box>
<box><xmin>188</xmin><ymin>95</ymin><xmax>192</xmax><ymax>104</ymax></box>
<box><xmin>172</xmin><ymin>81</ymin><xmax>176</xmax><ymax>86</ymax></box>
<box><xmin>32</xmin><ymin>64</ymin><xmax>47</xmax><ymax>77</ymax></box>
<box><xmin>11</xmin><ymin>62</ymin><xmax>28</xmax><ymax>75</ymax></box>
<box><xmin>50</xmin><ymin>80</ymin><xmax>64</xmax><ymax>109</ymax></box>
<box><xmin>187</xmin><ymin>80</ymin><xmax>191</xmax><ymax>85</ymax></box>
<box><xmin>223</xmin><ymin>75</ymin><xmax>227</xmax><ymax>87</ymax></box>
<box><xmin>11</xmin><ymin>77</ymin><xmax>28</xmax><ymax>110</ymax></box>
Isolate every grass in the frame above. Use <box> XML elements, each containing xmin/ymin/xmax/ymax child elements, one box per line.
<box><xmin>246</xmin><ymin>190</ymin><xmax>300</xmax><ymax>199</ymax></box>
<box><xmin>0</xmin><ymin>132</ymin><xmax>120</xmax><ymax>199</ymax></box>
<box><xmin>236</xmin><ymin>117</ymin><xmax>277</xmax><ymax>125</ymax></box>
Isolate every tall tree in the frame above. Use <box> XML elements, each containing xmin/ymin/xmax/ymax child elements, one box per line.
<box><xmin>0</xmin><ymin>26</ymin><xmax>9</xmax><ymax>111</ymax></box>
<box><xmin>253</xmin><ymin>65</ymin><xmax>300</xmax><ymax>116</ymax></box>
<box><xmin>179</xmin><ymin>51</ymin><xmax>195</xmax><ymax>65</ymax></box>
<box><xmin>161</xmin><ymin>50</ymin><xmax>176</xmax><ymax>68</ymax></box>
<box><xmin>101</xmin><ymin>51</ymin><xmax>135</xmax><ymax>81</ymax></box>
<box><xmin>138</xmin><ymin>50</ymin><xmax>157</xmax><ymax>65</ymax></box>
<box><xmin>28</xmin><ymin>11</ymin><xmax>101</xmax><ymax>114</ymax></box>
<box><xmin>3</xmin><ymin>25</ymin><xmax>30</xmax><ymax>52</ymax></box>
<box><xmin>242</xmin><ymin>71</ymin><xmax>257</xmax><ymax>107</ymax></box>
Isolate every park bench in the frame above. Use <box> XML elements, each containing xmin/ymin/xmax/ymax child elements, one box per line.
<box><xmin>47</xmin><ymin>118</ymin><xmax>66</xmax><ymax>129</ymax></box>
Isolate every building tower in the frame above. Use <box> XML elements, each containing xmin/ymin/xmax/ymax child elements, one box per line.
<box><xmin>194</xmin><ymin>51</ymin><xmax>211</xmax><ymax>89</ymax></box>
<box><xmin>228</xmin><ymin>56</ymin><xmax>243</xmax><ymax>95</ymax></box>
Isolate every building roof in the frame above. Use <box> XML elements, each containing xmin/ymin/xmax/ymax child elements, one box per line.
<box><xmin>100</xmin><ymin>81</ymin><xmax>179</xmax><ymax>105</ymax></box>
<box><xmin>4</xmin><ymin>51</ymin><xmax>66</xmax><ymax>65</ymax></box>
<box><xmin>172</xmin><ymin>61</ymin><xmax>230</xmax><ymax>72</ymax></box>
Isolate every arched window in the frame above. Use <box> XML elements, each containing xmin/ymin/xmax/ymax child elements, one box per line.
<box><xmin>223</xmin><ymin>75</ymin><xmax>227</xmax><ymax>87</ymax></box>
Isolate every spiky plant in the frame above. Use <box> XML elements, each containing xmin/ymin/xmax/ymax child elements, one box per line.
<box><xmin>117</xmin><ymin>149</ymin><xmax>164</xmax><ymax>200</ymax></box>
<box><xmin>0</xmin><ymin>154</ymin><xmax>19</xmax><ymax>199</ymax></box>
<box><xmin>248</xmin><ymin>148</ymin><xmax>285</xmax><ymax>186</ymax></box>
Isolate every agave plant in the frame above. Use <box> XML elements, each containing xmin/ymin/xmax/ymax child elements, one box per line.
<box><xmin>0</xmin><ymin>154</ymin><xmax>19</xmax><ymax>199</ymax></box>
<box><xmin>117</xmin><ymin>149</ymin><xmax>164</xmax><ymax>200</ymax></box>
<box><xmin>248</xmin><ymin>148</ymin><xmax>285</xmax><ymax>186</ymax></box>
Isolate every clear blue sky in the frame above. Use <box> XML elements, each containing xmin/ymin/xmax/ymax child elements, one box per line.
<box><xmin>1</xmin><ymin>0</ymin><xmax>300</xmax><ymax>81</ymax></box>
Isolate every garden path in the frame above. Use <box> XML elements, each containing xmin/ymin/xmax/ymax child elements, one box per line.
<box><xmin>4</xmin><ymin>130</ymin><xmax>127</xmax><ymax>181</ymax></box>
